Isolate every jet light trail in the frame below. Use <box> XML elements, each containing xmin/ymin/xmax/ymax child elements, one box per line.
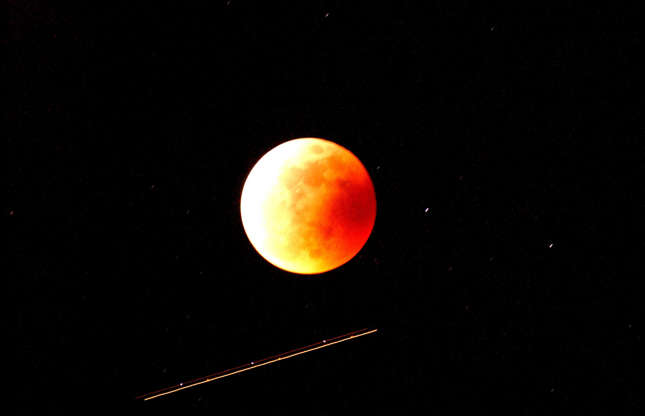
<box><xmin>137</xmin><ymin>328</ymin><xmax>378</xmax><ymax>401</ymax></box>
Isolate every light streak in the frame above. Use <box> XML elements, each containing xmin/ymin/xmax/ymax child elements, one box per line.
<box><xmin>137</xmin><ymin>328</ymin><xmax>378</xmax><ymax>401</ymax></box>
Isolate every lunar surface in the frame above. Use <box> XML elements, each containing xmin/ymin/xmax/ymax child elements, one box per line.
<box><xmin>240</xmin><ymin>138</ymin><xmax>376</xmax><ymax>274</ymax></box>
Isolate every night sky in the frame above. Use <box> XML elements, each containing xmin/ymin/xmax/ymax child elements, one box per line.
<box><xmin>10</xmin><ymin>1</ymin><xmax>642</xmax><ymax>413</ymax></box>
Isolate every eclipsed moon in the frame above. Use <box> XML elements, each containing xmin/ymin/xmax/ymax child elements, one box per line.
<box><xmin>240</xmin><ymin>138</ymin><xmax>376</xmax><ymax>275</ymax></box>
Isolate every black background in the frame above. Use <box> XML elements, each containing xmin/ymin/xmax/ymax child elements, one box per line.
<box><xmin>9</xmin><ymin>1</ymin><xmax>643</xmax><ymax>413</ymax></box>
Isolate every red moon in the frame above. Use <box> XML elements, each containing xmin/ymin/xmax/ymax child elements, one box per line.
<box><xmin>240</xmin><ymin>138</ymin><xmax>376</xmax><ymax>274</ymax></box>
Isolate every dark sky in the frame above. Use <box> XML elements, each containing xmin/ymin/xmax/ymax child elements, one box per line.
<box><xmin>9</xmin><ymin>1</ymin><xmax>642</xmax><ymax>413</ymax></box>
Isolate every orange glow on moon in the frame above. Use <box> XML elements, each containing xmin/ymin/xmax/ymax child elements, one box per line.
<box><xmin>240</xmin><ymin>138</ymin><xmax>376</xmax><ymax>274</ymax></box>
